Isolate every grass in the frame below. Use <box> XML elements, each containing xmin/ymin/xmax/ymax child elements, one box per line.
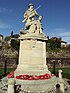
<box><xmin>49</xmin><ymin>67</ymin><xmax>70</xmax><ymax>79</ymax></box>
<box><xmin>0</xmin><ymin>68</ymin><xmax>15</xmax><ymax>76</ymax></box>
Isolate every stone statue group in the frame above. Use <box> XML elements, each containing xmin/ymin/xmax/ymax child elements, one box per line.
<box><xmin>22</xmin><ymin>3</ymin><xmax>43</xmax><ymax>34</ymax></box>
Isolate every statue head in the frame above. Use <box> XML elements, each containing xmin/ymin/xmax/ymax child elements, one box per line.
<box><xmin>28</xmin><ymin>3</ymin><xmax>34</xmax><ymax>8</ymax></box>
<box><xmin>28</xmin><ymin>3</ymin><xmax>34</xmax><ymax>11</ymax></box>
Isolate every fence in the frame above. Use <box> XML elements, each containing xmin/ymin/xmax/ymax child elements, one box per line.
<box><xmin>47</xmin><ymin>58</ymin><xmax>70</xmax><ymax>68</ymax></box>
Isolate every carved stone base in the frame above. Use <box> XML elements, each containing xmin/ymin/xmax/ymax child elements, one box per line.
<box><xmin>15</xmin><ymin>76</ymin><xmax>57</xmax><ymax>92</ymax></box>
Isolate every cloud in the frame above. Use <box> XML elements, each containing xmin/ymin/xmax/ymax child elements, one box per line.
<box><xmin>58</xmin><ymin>31</ymin><xmax>70</xmax><ymax>37</ymax></box>
<box><xmin>62</xmin><ymin>37</ymin><xmax>70</xmax><ymax>44</ymax></box>
<box><xmin>0</xmin><ymin>19</ymin><xmax>11</xmax><ymax>29</ymax></box>
<box><xmin>58</xmin><ymin>31</ymin><xmax>70</xmax><ymax>44</ymax></box>
<box><xmin>49</xmin><ymin>28</ymin><xmax>70</xmax><ymax>37</ymax></box>
<box><xmin>0</xmin><ymin>7</ymin><xmax>12</xmax><ymax>13</ymax></box>
<box><xmin>54</xmin><ymin>28</ymin><xmax>66</xmax><ymax>32</ymax></box>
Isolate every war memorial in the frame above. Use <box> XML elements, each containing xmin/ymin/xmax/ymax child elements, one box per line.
<box><xmin>0</xmin><ymin>3</ymin><xmax>70</xmax><ymax>93</ymax></box>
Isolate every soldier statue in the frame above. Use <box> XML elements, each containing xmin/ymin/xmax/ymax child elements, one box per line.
<box><xmin>23</xmin><ymin>3</ymin><xmax>38</xmax><ymax>30</ymax></box>
<box><xmin>22</xmin><ymin>3</ymin><xmax>43</xmax><ymax>34</ymax></box>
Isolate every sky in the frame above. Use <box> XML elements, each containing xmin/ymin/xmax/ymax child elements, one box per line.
<box><xmin>0</xmin><ymin>0</ymin><xmax>70</xmax><ymax>43</ymax></box>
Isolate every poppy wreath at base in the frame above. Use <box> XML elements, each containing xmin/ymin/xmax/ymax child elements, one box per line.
<box><xmin>16</xmin><ymin>74</ymin><xmax>55</xmax><ymax>80</ymax></box>
<box><xmin>8</xmin><ymin>71</ymin><xmax>14</xmax><ymax>78</ymax></box>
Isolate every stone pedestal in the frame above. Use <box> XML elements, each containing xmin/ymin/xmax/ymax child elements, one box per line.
<box><xmin>13</xmin><ymin>33</ymin><xmax>58</xmax><ymax>92</ymax></box>
<box><xmin>15</xmin><ymin>33</ymin><xmax>51</xmax><ymax>76</ymax></box>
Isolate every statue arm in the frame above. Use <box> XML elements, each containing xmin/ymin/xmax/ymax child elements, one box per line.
<box><xmin>24</xmin><ymin>13</ymin><xmax>27</xmax><ymax>18</ymax></box>
<box><xmin>34</xmin><ymin>10</ymin><xmax>38</xmax><ymax>16</ymax></box>
<box><xmin>24</xmin><ymin>10</ymin><xmax>28</xmax><ymax>19</ymax></box>
<box><xmin>22</xmin><ymin>10</ymin><xmax>38</xmax><ymax>23</ymax></box>
<box><xmin>28</xmin><ymin>10</ymin><xmax>38</xmax><ymax>18</ymax></box>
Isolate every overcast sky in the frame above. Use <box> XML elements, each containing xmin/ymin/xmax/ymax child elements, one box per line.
<box><xmin>0</xmin><ymin>0</ymin><xmax>70</xmax><ymax>43</ymax></box>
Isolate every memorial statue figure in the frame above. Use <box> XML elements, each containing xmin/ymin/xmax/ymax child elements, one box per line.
<box><xmin>36</xmin><ymin>16</ymin><xmax>43</xmax><ymax>33</ymax></box>
<box><xmin>28</xmin><ymin>16</ymin><xmax>43</xmax><ymax>33</ymax></box>
<box><xmin>28</xmin><ymin>17</ymin><xmax>37</xmax><ymax>33</ymax></box>
<box><xmin>23</xmin><ymin>3</ymin><xmax>38</xmax><ymax>30</ymax></box>
<box><xmin>22</xmin><ymin>3</ymin><xmax>43</xmax><ymax>34</ymax></box>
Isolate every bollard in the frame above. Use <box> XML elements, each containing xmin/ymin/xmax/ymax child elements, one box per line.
<box><xmin>57</xmin><ymin>70</ymin><xmax>64</xmax><ymax>93</ymax></box>
<box><xmin>7</xmin><ymin>78</ymin><xmax>15</xmax><ymax>93</ymax></box>
<box><xmin>59</xmin><ymin>70</ymin><xmax>62</xmax><ymax>79</ymax></box>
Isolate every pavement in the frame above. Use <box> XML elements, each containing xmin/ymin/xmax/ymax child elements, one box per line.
<box><xmin>0</xmin><ymin>79</ymin><xmax>70</xmax><ymax>93</ymax></box>
<box><xmin>0</xmin><ymin>88</ymin><xmax>70</xmax><ymax>93</ymax></box>
<box><xmin>0</xmin><ymin>85</ymin><xmax>70</xmax><ymax>93</ymax></box>
<box><xmin>0</xmin><ymin>90</ymin><xmax>7</xmax><ymax>93</ymax></box>
<box><xmin>65</xmin><ymin>88</ymin><xmax>70</xmax><ymax>93</ymax></box>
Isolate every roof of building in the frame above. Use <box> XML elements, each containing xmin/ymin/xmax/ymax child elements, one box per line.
<box><xmin>12</xmin><ymin>34</ymin><xmax>19</xmax><ymax>38</ymax></box>
<box><xmin>50</xmin><ymin>37</ymin><xmax>67</xmax><ymax>43</ymax></box>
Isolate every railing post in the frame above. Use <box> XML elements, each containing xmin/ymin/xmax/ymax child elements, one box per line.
<box><xmin>4</xmin><ymin>58</ymin><xmax>7</xmax><ymax>76</ymax></box>
<box><xmin>53</xmin><ymin>60</ymin><xmax>56</xmax><ymax>75</ymax></box>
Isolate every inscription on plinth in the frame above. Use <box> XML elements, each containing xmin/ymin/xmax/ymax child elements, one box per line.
<box><xmin>19</xmin><ymin>39</ymin><xmax>46</xmax><ymax>65</ymax></box>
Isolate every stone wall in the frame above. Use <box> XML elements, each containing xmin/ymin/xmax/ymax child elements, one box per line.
<box><xmin>0</xmin><ymin>49</ymin><xmax>70</xmax><ymax>68</ymax></box>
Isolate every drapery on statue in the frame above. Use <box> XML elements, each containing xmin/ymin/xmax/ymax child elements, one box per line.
<box><xmin>22</xmin><ymin>3</ymin><xmax>43</xmax><ymax>34</ymax></box>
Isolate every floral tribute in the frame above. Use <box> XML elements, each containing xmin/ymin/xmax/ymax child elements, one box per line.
<box><xmin>8</xmin><ymin>71</ymin><xmax>14</xmax><ymax>78</ymax></box>
<box><xmin>16</xmin><ymin>74</ymin><xmax>55</xmax><ymax>80</ymax></box>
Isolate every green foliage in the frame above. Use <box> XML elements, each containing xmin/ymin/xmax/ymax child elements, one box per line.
<box><xmin>67</xmin><ymin>44</ymin><xmax>70</xmax><ymax>49</ymax></box>
<box><xmin>47</xmin><ymin>39</ymin><xmax>61</xmax><ymax>52</ymax></box>
<box><xmin>10</xmin><ymin>39</ymin><xmax>20</xmax><ymax>51</ymax></box>
<box><xmin>0</xmin><ymin>68</ymin><xmax>15</xmax><ymax>75</ymax></box>
<box><xmin>49</xmin><ymin>67</ymin><xmax>70</xmax><ymax>79</ymax></box>
<box><xmin>4</xmin><ymin>36</ymin><xmax>11</xmax><ymax>41</ymax></box>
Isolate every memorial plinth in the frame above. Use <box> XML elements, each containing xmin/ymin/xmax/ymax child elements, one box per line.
<box><xmin>14</xmin><ymin>33</ymin><xmax>51</xmax><ymax>76</ymax></box>
<box><xmin>13</xmin><ymin>32</ymin><xmax>58</xmax><ymax>92</ymax></box>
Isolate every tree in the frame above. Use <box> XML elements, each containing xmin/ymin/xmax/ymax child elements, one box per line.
<box><xmin>67</xmin><ymin>44</ymin><xmax>70</xmax><ymax>49</ymax></box>
<box><xmin>4</xmin><ymin>36</ymin><xmax>11</xmax><ymax>41</ymax></box>
<box><xmin>10</xmin><ymin>39</ymin><xmax>20</xmax><ymax>51</ymax></box>
<box><xmin>47</xmin><ymin>39</ymin><xmax>61</xmax><ymax>52</ymax></box>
